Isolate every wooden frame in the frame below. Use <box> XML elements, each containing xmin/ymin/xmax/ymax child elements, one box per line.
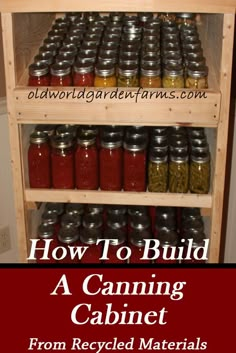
<box><xmin>0</xmin><ymin>1</ymin><xmax>235</xmax><ymax>263</ymax></box>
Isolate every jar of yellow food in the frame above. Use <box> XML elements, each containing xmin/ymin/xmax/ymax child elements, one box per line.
<box><xmin>189</xmin><ymin>150</ymin><xmax>210</xmax><ymax>194</ymax></box>
<box><xmin>94</xmin><ymin>62</ymin><xmax>117</xmax><ymax>87</ymax></box>
<box><xmin>163</xmin><ymin>64</ymin><xmax>184</xmax><ymax>88</ymax></box>
<box><xmin>117</xmin><ymin>63</ymin><xmax>139</xmax><ymax>87</ymax></box>
<box><xmin>148</xmin><ymin>149</ymin><xmax>168</xmax><ymax>192</ymax></box>
<box><xmin>185</xmin><ymin>65</ymin><xmax>208</xmax><ymax>89</ymax></box>
<box><xmin>169</xmin><ymin>150</ymin><xmax>189</xmax><ymax>193</ymax></box>
<box><xmin>140</xmin><ymin>64</ymin><xmax>162</xmax><ymax>88</ymax></box>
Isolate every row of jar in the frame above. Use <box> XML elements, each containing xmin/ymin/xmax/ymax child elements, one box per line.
<box><xmin>28</xmin><ymin>127</ymin><xmax>210</xmax><ymax>193</ymax></box>
<box><xmin>36</xmin><ymin>203</ymin><xmax>206</xmax><ymax>264</ymax></box>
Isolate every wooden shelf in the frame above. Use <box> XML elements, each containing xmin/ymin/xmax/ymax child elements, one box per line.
<box><xmin>25</xmin><ymin>189</ymin><xmax>212</xmax><ymax>209</ymax></box>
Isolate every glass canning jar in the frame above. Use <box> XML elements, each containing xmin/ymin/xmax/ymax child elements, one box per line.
<box><xmin>129</xmin><ymin>229</ymin><xmax>152</xmax><ymax>264</ymax></box>
<box><xmin>45</xmin><ymin>202</ymin><xmax>64</xmax><ymax>216</ymax></box>
<box><xmin>182</xmin><ymin>229</ymin><xmax>207</xmax><ymax>264</ymax></box>
<box><xmin>28</xmin><ymin>63</ymin><xmax>50</xmax><ymax>86</ymax></box>
<box><xmin>75</xmin><ymin>133</ymin><xmax>98</xmax><ymax>190</ymax></box>
<box><xmin>103</xmin><ymin>228</ymin><xmax>127</xmax><ymax>264</ymax></box>
<box><xmin>100</xmin><ymin>135</ymin><xmax>123</xmax><ymax>191</ymax></box>
<box><xmin>118</xmin><ymin>63</ymin><xmax>139</xmax><ymax>87</ymax></box>
<box><xmin>123</xmin><ymin>136</ymin><xmax>147</xmax><ymax>192</ymax></box>
<box><xmin>162</xmin><ymin>64</ymin><xmax>184</xmax><ymax>88</ymax></box>
<box><xmin>28</xmin><ymin>131</ymin><xmax>51</xmax><ymax>188</ymax></box>
<box><xmin>148</xmin><ymin>149</ymin><xmax>168</xmax><ymax>192</ymax></box>
<box><xmin>176</xmin><ymin>13</ymin><xmax>196</xmax><ymax>27</ymax></box>
<box><xmin>50</xmin><ymin>62</ymin><xmax>72</xmax><ymax>86</ymax></box>
<box><xmin>94</xmin><ymin>62</ymin><xmax>117</xmax><ymax>87</ymax></box>
<box><xmin>140</xmin><ymin>64</ymin><xmax>162</xmax><ymax>88</ymax></box>
<box><xmin>34</xmin><ymin>53</ymin><xmax>54</xmax><ymax>67</ymax></box>
<box><xmin>57</xmin><ymin>226</ymin><xmax>80</xmax><ymax>264</ymax></box>
<box><xmin>185</xmin><ymin>65</ymin><xmax>208</xmax><ymax>89</ymax></box>
<box><xmin>51</xmin><ymin>135</ymin><xmax>75</xmax><ymax>189</ymax></box>
<box><xmin>66</xmin><ymin>203</ymin><xmax>84</xmax><ymax>216</ymax></box>
<box><xmin>36</xmin><ymin>224</ymin><xmax>57</xmax><ymax>264</ymax></box>
<box><xmin>155</xmin><ymin>229</ymin><xmax>179</xmax><ymax>264</ymax></box>
<box><xmin>169</xmin><ymin>149</ymin><xmax>189</xmax><ymax>193</ymax></box>
<box><xmin>189</xmin><ymin>150</ymin><xmax>210</xmax><ymax>194</ymax></box>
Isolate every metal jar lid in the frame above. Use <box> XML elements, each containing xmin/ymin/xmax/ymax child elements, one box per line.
<box><xmin>191</xmin><ymin>150</ymin><xmax>210</xmax><ymax>163</ymax></box>
<box><xmin>30</xmin><ymin>131</ymin><xmax>48</xmax><ymax>144</ymax></box>
<box><xmin>190</xmin><ymin>138</ymin><xmax>209</xmax><ymax>152</ymax></box>
<box><xmin>44</xmin><ymin>37</ymin><xmax>61</xmax><ymax>49</ymax></box>
<box><xmin>187</xmin><ymin>64</ymin><xmax>209</xmax><ymax>78</ymax></box>
<box><xmin>61</xmin><ymin>213</ymin><xmax>81</xmax><ymax>228</ymax></box>
<box><xmin>107</xmin><ymin>213</ymin><xmax>127</xmax><ymax>229</ymax></box>
<box><xmin>101</xmin><ymin>125</ymin><xmax>124</xmax><ymax>139</ymax></box>
<box><xmin>158</xmin><ymin>229</ymin><xmax>178</xmax><ymax>247</ymax></box>
<box><xmin>181</xmin><ymin>207</ymin><xmax>201</xmax><ymax>220</ymax></box>
<box><xmin>50</xmin><ymin>62</ymin><xmax>71</xmax><ymax>76</ymax></box>
<box><xmin>130</xmin><ymin>214</ymin><xmax>150</xmax><ymax>231</ymax></box>
<box><xmin>151</xmin><ymin>127</ymin><xmax>169</xmax><ymax>137</ymax></box>
<box><xmin>188</xmin><ymin>127</ymin><xmax>206</xmax><ymax>139</ymax></box>
<box><xmin>41</xmin><ymin>211</ymin><xmax>58</xmax><ymax>225</ymax></box>
<box><xmin>95</xmin><ymin>62</ymin><xmax>115</xmax><ymax>76</ymax></box>
<box><xmin>66</xmin><ymin>203</ymin><xmax>84</xmax><ymax>216</ymax></box>
<box><xmin>182</xmin><ymin>217</ymin><xmax>204</xmax><ymax>232</ymax></box>
<box><xmin>39</xmin><ymin>45</ymin><xmax>57</xmax><ymax>56</ymax></box>
<box><xmin>51</xmin><ymin>135</ymin><xmax>74</xmax><ymax>149</ymax></box>
<box><xmin>176</xmin><ymin>13</ymin><xmax>195</xmax><ymax>19</ymax></box>
<box><xmin>34</xmin><ymin>53</ymin><xmax>54</xmax><ymax>66</ymax></box>
<box><xmin>35</xmin><ymin>124</ymin><xmax>56</xmax><ymax>137</ymax></box>
<box><xmin>63</xmin><ymin>36</ymin><xmax>82</xmax><ymax>48</ymax></box>
<box><xmin>97</xmin><ymin>52</ymin><xmax>117</xmax><ymax>65</ymax></box>
<box><xmin>163</xmin><ymin>64</ymin><xmax>184</xmax><ymax>77</ymax></box>
<box><xmin>156</xmin><ymin>206</ymin><xmax>177</xmax><ymax>219</ymax></box>
<box><xmin>107</xmin><ymin>205</ymin><xmax>127</xmax><ymax>216</ymax></box>
<box><xmin>37</xmin><ymin>224</ymin><xmax>54</xmax><ymax>239</ymax></box>
<box><xmin>163</xmin><ymin>53</ymin><xmax>182</xmax><ymax>66</ymax></box>
<box><xmin>45</xmin><ymin>202</ymin><xmax>64</xmax><ymax>216</ymax></box>
<box><xmin>29</xmin><ymin>63</ymin><xmax>49</xmax><ymax>77</ymax></box>
<box><xmin>162</xmin><ymin>46</ymin><xmax>181</xmax><ymax>56</ymax></box>
<box><xmin>86</xmin><ymin>204</ymin><xmax>104</xmax><ymax>214</ymax></box>
<box><xmin>56</xmin><ymin>125</ymin><xmax>78</xmax><ymax>138</ymax></box>
<box><xmin>125</xmin><ymin>126</ymin><xmax>149</xmax><ymax>139</ymax></box>
<box><xmin>110</xmin><ymin>12</ymin><xmax>124</xmax><ymax>22</ymax></box>
<box><xmin>101</xmin><ymin>135</ymin><xmax>122</xmax><ymax>149</ymax></box>
<box><xmin>139</xmin><ymin>12</ymin><xmax>154</xmax><ymax>23</ymax></box>
<box><xmin>141</xmin><ymin>54</ymin><xmax>161</xmax><ymax>66</ymax></box>
<box><xmin>77</xmin><ymin>133</ymin><xmax>96</xmax><ymax>147</ymax></box>
<box><xmin>123</xmin><ymin>136</ymin><xmax>147</xmax><ymax>152</ymax></box>
<box><xmin>128</xmin><ymin>205</ymin><xmax>148</xmax><ymax>217</ymax></box>
<box><xmin>58</xmin><ymin>226</ymin><xmax>80</xmax><ymax>244</ymax></box>
<box><xmin>170</xmin><ymin>150</ymin><xmax>189</xmax><ymax>163</ymax></box>
<box><xmin>183</xmin><ymin>229</ymin><xmax>206</xmax><ymax>248</ymax></box>
<box><xmin>118</xmin><ymin>63</ymin><xmax>138</xmax><ymax>77</ymax></box>
<box><xmin>141</xmin><ymin>63</ymin><xmax>161</xmax><ymax>77</ymax></box>
<box><xmin>169</xmin><ymin>135</ymin><xmax>188</xmax><ymax>150</ymax></box>
<box><xmin>82</xmin><ymin>213</ymin><xmax>103</xmax><ymax>229</ymax></box>
<box><xmin>149</xmin><ymin>148</ymin><xmax>168</xmax><ymax>163</ymax></box>
<box><xmin>80</xmin><ymin>228</ymin><xmax>101</xmax><ymax>245</ymax></box>
<box><xmin>103</xmin><ymin>228</ymin><xmax>126</xmax><ymax>246</ymax></box>
<box><xmin>155</xmin><ymin>216</ymin><xmax>176</xmax><ymax>232</ymax></box>
<box><xmin>129</xmin><ymin>229</ymin><xmax>152</xmax><ymax>247</ymax></box>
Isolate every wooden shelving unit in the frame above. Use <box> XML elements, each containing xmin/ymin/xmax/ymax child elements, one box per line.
<box><xmin>0</xmin><ymin>0</ymin><xmax>235</xmax><ymax>263</ymax></box>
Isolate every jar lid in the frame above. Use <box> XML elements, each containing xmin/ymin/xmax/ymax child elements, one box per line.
<box><xmin>145</xmin><ymin>18</ymin><xmax>161</xmax><ymax>28</ymax></box>
<box><xmin>35</xmin><ymin>124</ymin><xmax>56</xmax><ymax>137</ymax></box>
<box><xmin>80</xmin><ymin>228</ymin><xmax>101</xmax><ymax>244</ymax></box>
<box><xmin>45</xmin><ymin>202</ymin><xmax>64</xmax><ymax>216</ymax></box>
<box><xmin>139</xmin><ymin>12</ymin><xmax>154</xmax><ymax>22</ymax></box>
<box><xmin>151</xmin><ymin>134</ymin><xmax>168</xmax><ymax>145</ymax></box>
<box><xmin>41</xmin><ymin>211</ymin><xmax>58</xmax><ymax>225</ymax></box>
<box><xmin>95</xmin><ymin>62</ymin><xmax>115</xmax><ymax>76</ymax></box>
<box><xmin>103</xmin><ymin>228</ymin><xmax>127</xmax><ymax>245</ymax></box>
<box><xmin>163</xmin><ymin>53</ymin><xmax>182</xmax><ymax>66</ymax></box>
<box><xmin>64</xmin><ymin>36</ymin><xmax>82</xmax><ymax>47</ymax></box>
<box><xmin>51</xmin><ymin>135</ymin><xmax>74</xmax><ymax>149</ymax></box>
<box><xmin>56</xmin><ymin>125</ymin><xmax>78</xmax><ymax>138</ymax></box>
<box><xmin>123</xmin><ymin>25</ymin><xmax>142</xmax><ymax>34</ymax></box>
<box><xmin>61</xmin><ymin>213</ymin><xmax>81</xmax><ymax>228</ymax></box>
<box><xmin>155</xmin><ymin>217</ymin><xmax>176</xmax><ymax>232</ymax></box>
<box><xmin>176</xmin><ymin>13</ymin><xmax>195</xmax><ymax>19</ymax></box>
<box><xmin>183</xmin><ymin>229</ymin><xmax>206</xmax><ymax>247</ymax></box>
<box><xmin>163</xmin><ymin>64</ymin><xmax>184</xmax><ymax>76</ymax></box>
<box><xmin>34</xmin><ymin>53</ymin><xmax>54</xmax><ymax>66</ymax></box>
<box><xmin>110</xmin><ymin>12</ymin><xmax>124</xmax><ymax>22</ymax></box>
<box><xmin>29</xmin><ymin>62</ymin><xmax>49</xmax><ymax>77</ymax></box>
<box><xmin>123</xmin><ymin>136</ymin><xmax>147</xmax><ymax>151</ymax></box>
<box><xmin>50</xmin><ymin>62</ymin><xmax>71</xmax><ymax>76</ymax></box>
<box><xmin>158</xmin><ymin>229</ymin><xmax>178</xmax><ymax>246</ymax></box>
<box><xmin>190</xmin><ymin>138</ymin><xmax>209</xmax><ymax>152</ymax></box>
<box><xmin>86</xmin><ymin>204</ymin><xmax>104</xmax><ymax>214</ymax></box>
<box><xmin>191</xmin><ymin>150</ymin><xmax>210</xmax><ymax>163</ymax></box>
<box><xmin>151</xmin><ymin>127</ymin><xmax>169</xmax><ymax>137</ymax></box>
<box><xmin>66</xmin><ymin>203</ymin><xmax>84</xmax><ymax>216</ymax></box>
<box><xmin>44</xmin><ymin>37</ymin><xmax>61</xmax><ymax>48</ymax></box>
<box><xmin>82</xmin><ymin>213</ymin><xmax>103</xmax><ymax>229</ymax></box>
<box><xmin>130</xmin><ymin>214</ymin><xmax>150</xmax><ymax>231</ymax></box>
<box><xmin>182</xmin><ymin>42</ymin><xmax>202</xmax><ymax>52</ymax></box>
<box><xmin>107</xmin><ymin>205</ymin><xmax>127</xmax><ymax>216</ymax></box>
<box><xmin>101</xmin><ymin>125</ymin><xmax>124</xmax><ymax>139</ymax></box>
<box><xmin>141</xmin><ymin>63</ymin><xmax>161</xmax><ymax>76</ymax></box>
<box><xmin>169</xmin><ymin>135</ymin><xmax>188</xmax><ymax>150</ymax></box>
<box><xmin>125</xmin><ymin>126</ymin><xmax>149</xmax><ymax>139</ymax></box>
<box><xmin>58</xmin><ymin>226</ymin><xmax>80</xmax><ymax>244</ymax></box>
<box><xmin>56</xmin><ymin>53</ymin><xmax>76</xmax><ymax>65</ymax></box>
<box><xmin>77</xmin><ymin>133</ymin><xmax>96</xmax><ymax>146</ymax></box>
<box><xmin>97</xmin><ymin>53</ymin><xmax>117</xmax><ymax>64</ymax></box>
<box><xmin>101</xmin><ymin>135</ymin><xmax>122</xmax><ymax>149</ymax></box>
<box><xmin>118</xmin><ymin>63</ymin><xmax>138</xmax><ymax>77</ymax></box>
<box><xmin>187</xmin><ymin>64</ymin><xmax>209</xmax><ymax>78</ymax></box>
<box><xmin>30</xmin><ymin>131</ymin><xmax>48</xmax><ymax>144</ymax></box>
<box><xmin>37</xmin><ymin>224</ymin><xmax>54</xmax><ymax>239</ymax></box>
<box><xmin>129</xmin><ymin>229</ymin><xmax>152</xmax><ymax>247</ymax></box>
<box><xmin>107</xmin><ymin>214</ymin><xmax>127</xmax><ymax>229</ymax></box>
<box><xmin>156</xmin><ymin>206</ymin><xmax>177</xmax><ymax>219</ymax></box>
<box><xmin>170</xmin><ymin>150</ymin><xmax>189</xmax><ymax>163</ymax></box>
<box><xmin>128</xmin><ymin>205</ymin><xmax>148</xmax><ymax>217</ymax></box>
<box><xmin>149</xmin><ymin>148</ymin><xmax>168</xmax><ymax>163</ymax></box>
<box><xmin>141</xmin><ymin>54</ymin><xmax>161</xmax><ymax>66</ymax></box>
<box><xmin>181</xmin><ymin>207</ymin><xmax>201</xmax><ymax>220</ymax></box>
<box><xmin>182</xmin><ymin>218</ymin><xmax>204</xmax><ymax>232</ymax></box>
<box><xmin>123</xmin><ymin>15</ymin><xmax>139</xmax><ymax>26</ymax></box>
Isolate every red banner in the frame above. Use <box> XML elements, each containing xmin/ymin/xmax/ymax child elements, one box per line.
<box><xmin>0</xmin><ymin>267</ymin><xmax>234</xmax><ymax>352</ymax></box>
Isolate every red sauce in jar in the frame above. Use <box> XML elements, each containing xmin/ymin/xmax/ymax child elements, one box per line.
<box><xmin>73</xmin><ymin>62</ymin><xmax>94</xmax><ymax>86</ymax></box>
<box><xmin>51</xmin><ymin>135</ymin><xmax>75</xmax><ymax>189</ymax></box>
<box><xmin>123</xmin><ymin>137</ymin><xmax>147</xmax><ymax>191</ymax></box>
<box><xmin>50</xmin><ymin>62</ymin><xmax>72</xmax><ymax>86</ymax></box>
<box><xmin>28</xmin><ymin>63</ymin><xmax>50</xmax><ymax>86</ymax></box>
<box><xmin>100</xmin><ymin>135</ymin><xmax>123</xmax><ymax>191</ymax></box>
<box><xmin>75</xmin><ymin>134</ymin><xmax>98</xmax><ymax>189</ymax></box>
<box><xmin>28</xmin><ymin>131</ymin><xmax>51</xmax><ymax>188</ymax></box>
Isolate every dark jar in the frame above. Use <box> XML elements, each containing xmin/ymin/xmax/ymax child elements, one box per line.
<box><xmin>100</xmin><ymin>135</ymin><xmax>123</xmax><ymax>191</ymax></box>
<box><xmin>75</xmin><ymin>134</ymin><xmax>99</xmax><ymax>190</ymax></box>
<box><xmin>182</xmin><ymin>229</ymin><xmax>207</xmax><ymax>264</ymax></box>
<box><xmin>50</xmin><ymin>62</ymin><xmax>72</xmax><ymax>86</ymax></box>
<box><xmin>28</xmin><ymin>131</ymin><xmax>51</xmax><ymax>188</ymax></box>
<box><xmin>123</xmin><ymin>137</ymin><xmax>147</xmax><ymax>192</ymax></box>
<box><xmin>73</xmin><ymin>62</ymin><xmax>94</xmax><ymax>86</ymax></box>
<box><xmin>36</xmin><ymin>224</ymin><xmax>57</xmax><ymax>264</ymax></box>
<box><xmin>51</xmin><ymin>135</ymin><xmax>75</xmax><ymax>189</ymax></box>
<box><xmin>129</xmin><ymin>229</ymin><xmax>152</xmax><ymax>264</ymax></box>
<box><xmin>103</xmin><ymin>228</ymin><xmax>127</xmax><ymax>264</ymax></box>
<box><xmin>155</xmin><ymin>229</ymin><xmax>179</xmax><ymax>264</ymax></box>
<box><xmin>28</xmin><ymin>63</ymin><xmax>50</xmax><ymax>86</ymax></box>
<box><xmin>57</xmin><ymin>227</ymin><xmax>80</xmax><ymax>264</ymax></box>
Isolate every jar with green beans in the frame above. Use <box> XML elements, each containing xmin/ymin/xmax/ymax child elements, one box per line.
<box><xmin>169</xmin><ymin>149</ymin><xmax>189</xmax><ymax>193</ymax></box>
<box><xmin>148</xmin><ymin>149</ymin><xmax>168</xmax><ymax>192</ymax></box>
<box><xmin>189</xmin><ymin>150</ymin><xmax>210</xmax><ymax>194</ymax></box>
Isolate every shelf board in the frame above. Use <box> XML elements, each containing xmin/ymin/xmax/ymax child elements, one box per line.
<box><xmin>25</xmin><ymin>189</ymin><xmax>212</xmax><ymax>209</ymax></box>
<box><xmin>14</xmin><ymin>87</ymin><xmax>220</xmax><ymax>127</ymax></box>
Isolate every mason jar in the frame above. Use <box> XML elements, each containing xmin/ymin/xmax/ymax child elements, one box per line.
<box><xmin>162</xmin><ymin>64</ymin><xmax>184</xmax><ymax>88</ymax></box>
<box><xmin>169</xmin><ymin>149</ymin><xmax>189</xmax><ymax>193</ymax></box>
<box><xmin>118</xmin><ymin>63</ymin><xmax>139</xmax><ymax>87</ymax></box>
<box><xmin>148</xmin><ymin>148</ymin><xmax>168</xmax><ymax>192</ymax></box>
<box><xmin>189</xmin><ymin>150</ymin><xmax>210</xmax><ymax>194</ymax></box>
<box><xmin>94</xmin><ymin>62</ymin><xmax>117</xmax><ymax>87</ymax></box>
<box><xmin>185</xmin><ymin>65</ymin><xmax>208</xmax><ymax>89</ymax></box>
<box><xmin>140</xmin><ymin>63</ymin><xmax>162</xmax><ymax>88</ymax></box>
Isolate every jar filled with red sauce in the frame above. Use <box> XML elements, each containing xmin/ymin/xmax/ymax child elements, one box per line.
<box><xmin>129</xmin><ymin>229</ymin><xmax>152</xmax><ymax>264</ymax></box>
<box><xmin>51</xmin><ymin>135</ymin><xmax>75</xmax><ymax>189</ymax></box>
<box><xmin>75</xmin><ymin>133</ymin><xmax>99</xmax><ymax>190</ymax></box>
<box><xmin>57</xmin><ymin>226</ymin><xmax>80</xmax><ymax>264</ymax></box>
<box><xmin>100</xmin><ymin>135</ymin><xmax>123</xmax><ymax>191</ymax></box>
<box><xmin>28</xmin><ymin>62</ymin><xmax>50</xmax><ymax>86</ymax></box>
<box><xmin>73</xmin><ymin>62</ymin><xmax>95</xmax><ymax>86</ymax></box>
<box><xmin>155</xmin><ymin>229</ymin><xmax>179</xmax><ymax>264</ymax></box>
<box><xmin>182</xmin><ymin>229</ymin><xmax>207</xmax><ymax>264</ymax></box>
<box><xmin>123</xmin><ymin>136</ymin><xmax>147</xmax><ymax>191</ymax></box>
<box><xmin>28</xmin><ymin>131</ymin><xmax>51</xmax><ymax>188</ymax></box>
<box><xmin>103</xmin><ymin>228</ymin><xmax>127</xmax><ymax>264</ymax></box>
<box><xmin>50</xmin><ymin>62</ymin><xmax>72</xmax><ymax>86</ymax></box>
<box><xmin>36</xmin><ymin>224</ymin><xmax>57</xmax><ymax>264</ymax></box>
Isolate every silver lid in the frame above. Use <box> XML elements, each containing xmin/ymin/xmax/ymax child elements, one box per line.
<box><xmin>34</xmin><ymin>53</ymin><xmax>54</xmax><ymax>66</ymax></box>
<box><xmin>101</xmin><ymin>125</ymin><xmax>124</xmax><ymax>139</ymax></box>
<box><xmin>130</xmin><ymin>214</ymin><xmax>150</xmax><ymax>231</ymax></box>
<box><xmin>141</xmin><ymin>63</ymin><xmax>161</xmax><ymax>76</ymax></box>
<box><xmin>86</xmin><ymin>204</ymin><xmax>104</xmax><ymax>214</ymax></box>
<box><xmin>66</xmin><ymin>203</ymin><xmax>84</xmax><ymax>216</ymax></box>
<box><xmin>103</xmin><ymin>228</ymin><xmax>126</xmax><ymax>246</ymax></box>
<box><xmin>163</xmin><ymin>52</ymin><xmax>182</xmax><ymax>66</ymax></box>
<box><xmin>163</xmin><ymin>64</ymin><xmax>184</xmax><ymax>76</ymax></box>
<box><xmin>158</xmin><ymin>229</ymin><xmax>178</xmax><ymax>246</ymax></box>
<box><xmin>191</xmin><ymin>150</ymin><xmax>210</xmax><ymax>163</ymax></box>
<box><xmin>123</xmin><ymin>25</ymin><xmax>142</xmax><ymax>34</ymax></box>
<box><xmin>187</xmin><ymin>64</ymin><xmax>208</xmax><ymax>78</ymax></box>
<box><xmin>29</xmin><ymin>62</ymin><xmax>49</xmax><ymax>77</ymax></box>
<box><xmin>182</xmin><ymin>207</ymin><xmax>201</xmax><ymax>219</ymax></box>
<box><xmin>176</xmin><ymin>13</ymin><xmax>195</xmax><ymax>19</ymax></box>
<box><xmin>50</xmin><ymin>62</ymin><xmax>71</xmax><ymax>76</ymax></box>
<box><xmin>156</xmin><ymin>206</ymin><xmax>176</xmax><ymax>219</ymax></box>
<box><xmin>125</xmin><ymin>126</ymin><xmax>148</xmax><ymax>139</ymax></box>
<box><xmin>45</xmin><ymin>202</ymin><xmax>64</xmax><ymax>216</ymax></box>
<box><xmin>30</xmin><ymin>131</ymin><xmax>48</xmax><ymax>144</ymax></box>
<box><xmin>58</xmin><ymin>227</ymin><xmax>80</xmax><ymax>244</ymax></box>
<box><xmin>128</xmin><ymin>205</ymin><xmax>148</xmax><ymax>217</ymax></box>
<box><xmin>107</xmin><ymin>205</ymin><xmax>127</xmax><ymax>216</ymax></box>
<box><xmin>129</xmin><ymin>229</ymin><xmax>152</xmax><ymax>247</ymax></box>
<box><xmin>123</xmin><ymin>136</ymin><xmax>147</xmax><ymax>152</ymax></box>
<box><xmin>61</xmin><ymin>213</ymin><xmax>81</xmax><ymax>228</ymax></box>
<box><xmin>35</xmin><ymin>124</ymin><xmax>56</xmax><ymax>137</ymax></box>
<box><xmin>56</xmin><ymin>54</ymin><xmax>75</xmax><ymax>66</ymax></box>
<box><xmin>183</xmin><ymin>229</ymin><xmax>206</xmax><ymax>247</ymax></box>
<box><xmin>44</xmin><ymin>37</ymin><xmax>61</xmax><ymax>48</ymax></box>
<box><xmin>118</xmin><ymin>63</ymin><xmax>138</xmax><ymax>77</ymax></box>
<box><xmin>101</xmin><ymin>135</ymin><xmax>122</xmax><ymax>149</ymax></box>
<box><xmin>170</xmin><ymin>150</ymin><xmax>189</xmax><ymax>163</ymax></box>
<box><xmin>41</xmin><ymin>211</ymin><xmax>58</xmax><ymax>225</ymax></box>
<box><xmin>95</xmin><ymin>62</ymin><xmax>115</xmax><ymax>76</ymax></box>
<box><xmin>37</xmin><ymin>224</ymin><xmax>54</xmax><ymax>239</ymax></box>
<box><xmin>107</xmin><ymin>214</ymin><xmax>127</xmax><ymax>229</ymax></box>
<box><xmin>149</xmin><ymin>148</ymin><xmax>168</xmax><ymax>163</ymax></box>
<box><xmin>56</xmin><ymin>125</ymin><xmax>78</xmax><ymax>138</ymax></box>
<box><xmin>77</xmin><ymin>133</ymin><xmax>96</xmax><ymax>146</ymax></box>
<box><xmin>82</xmin><ymin>213</ymin><xmax>103</xmax><ymax>229</ymax></box>
<box><xmin>51</xmin><ymin>135</ymin><xmax>74</xmax><ymax>149</ymax></box>
<box><xmin>182</xmin><ymin>218</ymin><xmax>204</xmax><ymax>232</ymax></box>
<box><xmin>80</xmin><ymin>228</ymin><xmax>101</xmax><ymax>245</ymax></box>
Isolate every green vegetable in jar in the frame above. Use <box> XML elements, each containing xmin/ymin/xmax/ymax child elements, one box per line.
<box><xmin>118</xmin><ymin>75</ymin><xmax>139</xmax><ymax>87</ymax></box>
<box><xmin>169</xmin><ymin>161</ymin><xmax>189</xmax><ymax>193</ymax></box>
<box><xmin>189</xmin><ymin>161</ymin><xmax>210</xmax><ymax>194</ymax></box>
<box><xmin>148</xmin><ymin>161</ymin><xmax>168</xmax><ymax>192</ymax></box>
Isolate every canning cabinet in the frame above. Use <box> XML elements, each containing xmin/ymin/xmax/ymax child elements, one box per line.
<box><xmin>0</xmin><ymin>0</ymin><xmax>235</xmax><ymax>262</ymax></box>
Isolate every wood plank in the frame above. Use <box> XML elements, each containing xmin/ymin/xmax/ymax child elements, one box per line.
<box><xmin>0</xmin><ymin>0</ymin><xmax>235</xmax><ymax>14</ymax></box>
<box><xmin>25</xmin><ymin>189</ymin><xmax>212</xmax><ymax>208</ymax></box>
<box><xmin>14</xmin><ymin>88</ymin><xmax>220</xmax><ymax>127</ymax></box>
